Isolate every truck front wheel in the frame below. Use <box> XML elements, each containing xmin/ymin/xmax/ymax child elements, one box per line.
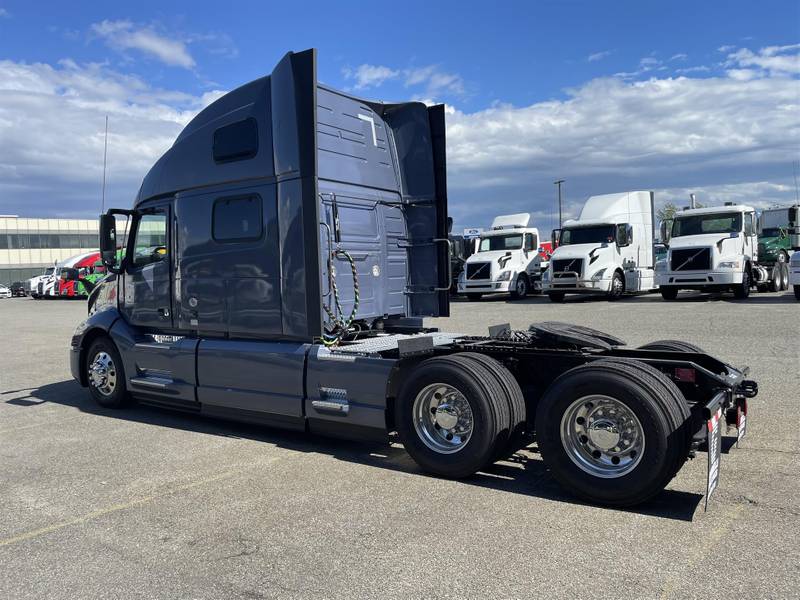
<box><xmin>535</xmin><ymin>359</ymin><xmax>690</xmax><ymax>507</ymax></box>
<box><xmin>510</xmin><ymin>275</ymin><xmax>529</xmax><ymax>300</ymax></box>
<box><xmin>607</xmin><ymin>271</ymin><xmax>625</xmax><ymax>300</ymax></box>
<box><xmin>86</xmin><ymin>337</ymin><xmax>130</xmax><ymax>409</ymax></box>
<box><xmin>396</xmin><ymin>354</ymin><xmax>511</xmax><ymax>479</ymax></box>
<box><xmin>733</xmin><ymin>268</ymin><xmax>751</xmax><ymax>299</ymax></box>
<box><xmin>659</xmin><ymin>287</ymin><xmax>678</xmax><ymax>300</ymax></box>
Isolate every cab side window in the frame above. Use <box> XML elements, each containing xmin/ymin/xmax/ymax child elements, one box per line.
<box><xmin>524</xmin><ymin>233</ymin><xmax>537</xmax><ymax>251</ymax></box>
<box><xmin>744</xmin><ymin>213</ymin><xmax>755</xmax><ymax>236</ymax></box>
<box><xmin>133</xmin><ymin>213</ymin><xmax>168</xmax><ymax>267</ymax></box>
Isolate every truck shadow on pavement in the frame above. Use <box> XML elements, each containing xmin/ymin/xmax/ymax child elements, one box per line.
<box><xmin>8</xmin><ymin>379</ymin><xmax>703</xmax><ymax>522</ymax></box>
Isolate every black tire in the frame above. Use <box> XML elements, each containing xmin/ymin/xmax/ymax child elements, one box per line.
<box><xmin>660</xmin><ymin>286</ymin><xmax>678</xmax><ymax>300</ymax></box>
<box><xmin>794</xmin><ymin>285</ymin><xmax>800</xmax><ymax>301</ymax></box>
<box><xmin>733</xmin><ymin>268</ymin><xmax>751</xmax><ymax>299</ymax></box>
<box><xmin>607</xmin><ymin>270</ymin><xmax>625</xmax><ymax>300</ymax></box>
<box><xmin>456</xmin><ymin>352</ymin><xmax>528</xmax><ymax>458</ymax></box>
<box><xmin>396</xmin><ymin>354</ymin><xmax>509</xmax><ymax>478</ymax></box>
<box><xmin>548</xmin><ymin>292</ymin><xmax>565</xmax><ymax>303</ymax></box>
<box><xmin>466</xmin><ymin>293</ymin><xmax>482</xmax><ymax>302</ymax></box>
<box><xmin>638</xmin><ymin>339</ymin><xmax>705</xmax><ymax>353</ymax></box>
<box><xmin>780</xmin><ymin>263</ymin><xmax>789</xmax><ymax>291</ymax></box>
<box><xmin>85</xmin><ymin>337</ymin><xmax>130</xmax><ymax>408</ymax></box>
<box><xmin>510</xmin><ymin>274</ymin><xmax>529</xmax><ymax>300</ymax></box>
<box><xmin>768</xmin><ymin>266</ymin><xmax>780</xmax><ymax>292</ymax></box>
<box><xmin>535</xmin><ymin>359</ymin><xmax>691</xmax><ymax>507</ymax></box>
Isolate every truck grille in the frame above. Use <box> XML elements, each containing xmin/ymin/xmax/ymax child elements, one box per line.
<box><xmin>552</xmin><ymin>258</ymin><xmax>583</xmax><ymax>277</ymax></box>
<box><xmin>670</xmin><ymin>248</ymin><xmax>710</xmax><ymax>271</ymax></box>
<box><xmin>466</xmin><ymin>262</ymin><xmax>491</xmax><ymax>280</ymax></box>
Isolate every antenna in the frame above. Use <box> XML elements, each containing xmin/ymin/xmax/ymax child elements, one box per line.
<box><xmin>101</xmin><ymin>115</ymin><xmax>109</xmax><ymax>213</ymax></box>
<box><xmin>554</xmin><ymin>179</ymin><xmax>565</xmax><ymax>228</ymax></box>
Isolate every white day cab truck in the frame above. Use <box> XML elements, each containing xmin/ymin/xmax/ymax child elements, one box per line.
<box><xmin>457</xmin><ymin>213</ymin><xmax>548</xmax><ymax>300</ymax></box>
<box><xmin>69</xmin><ymin>49</ymin><xmax>758</xmax><ymax>508</ymax></box>
<box><xmin>657</xmin><ymin>203</ymin><xmax>796</xmax><ymax>300</ymax></box>
<box><xmin>542</xmin><ymin>191</ymin><xmax>657</xmax><ymax>302</ymax></box>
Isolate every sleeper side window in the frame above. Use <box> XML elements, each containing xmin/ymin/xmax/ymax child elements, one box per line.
<box><xmin>213</xmin><ymin>195</ymin><xmax>263</xmax><ymax>242</ymax></box>
<box><xmin>133</xmin><ymin>213</ymin><xmax>168</xmax><ymax>267</ymax></box>
<box><xmin>213</xmin><ymin>118</ymin><xmax>259</xmax><ymax>164</ymax></box>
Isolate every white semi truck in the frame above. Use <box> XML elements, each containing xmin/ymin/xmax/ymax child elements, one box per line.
<box><xmin>656</xmin><ymin>203</ymin><xmax>790</xmax><ymax>300</ymax></box>
<box><xmin>787</xmin><ymin>206</ymin><xmax>800</xmax><ymax>300</ymax></box>
<box><xmin>457</xmin><ymin>213</ymin><xmax>549</xmax><ymax>300</ymax></box>
<box><xmin>542</xmin><ymin>191</ymin><xmax>657</xmax><ymax>302</ymax></box>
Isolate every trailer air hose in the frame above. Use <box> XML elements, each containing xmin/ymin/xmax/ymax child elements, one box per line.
<box><xmin>322</xmin><ymin>248</ymin><xmax>360</xmax><ymax>347</ymax></box>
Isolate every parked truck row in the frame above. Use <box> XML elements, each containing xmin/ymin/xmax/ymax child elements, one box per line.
<box><xmin>455</xmin><ymin>196</ymin><xmax>799</xmax><ymax>303</ymax></box>
<box><xmin>66</xmin><ymin>49</ymin><xmax>761</xmax><ymax>509</ymax></box>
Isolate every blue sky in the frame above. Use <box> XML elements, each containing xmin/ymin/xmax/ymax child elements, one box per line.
<box><xmin>0</xmin><ymin>0</ymin><xmax>798</xmax><ymax>231</ymax></box>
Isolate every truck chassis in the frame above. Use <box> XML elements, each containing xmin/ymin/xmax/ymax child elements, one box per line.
<box><xmin>73</xmin><ymin>318</ymin><xmax>756</xmax><ymax>508</ymax></box>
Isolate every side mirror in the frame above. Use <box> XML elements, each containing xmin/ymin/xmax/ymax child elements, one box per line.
<box><xmin>616</xmin><ymin>223</ymin><xmax>631</xmax><ymax>247</ymax></box>
<box><xmin>659</xmin><ymin>220</ymin><xmax>672</xmax><ymax>244</ymax></box>
<box><xmin>551</xmin><ymin>228</ymin><xmax>561</xmax><ymax>248</ymax></box>
<box><xmin>99</xmin><ymin>213</ymin><xmax>118</xmax><ymax>269</ymax></box>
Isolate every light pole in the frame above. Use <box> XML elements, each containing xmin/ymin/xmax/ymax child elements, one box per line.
<box><xmin>554</xmin><ymin>179</ymin><xmax>565</xmax><ymax>228</ymax></box>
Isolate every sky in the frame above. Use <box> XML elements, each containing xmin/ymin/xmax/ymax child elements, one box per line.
<box><xmin>0</xmin><ymin>0</ymin><xmax>798</xmax><ymax>233</ymax></box>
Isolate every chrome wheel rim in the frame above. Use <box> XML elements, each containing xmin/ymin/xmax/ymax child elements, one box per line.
<box><xmin>516</xmin><ymin>278</ymin><xmax>526</xmax><ymax>295</ymax></box>
<box><xmin>413</xmin><ymin>383</ymin><xmax>474</xmax><ymax>454</ymax></box>
<box><xmin>88</xmin><ymin>351</ymin><xmax>117</xmax><ymax>397</ymax></box>
<box><xmin>612</xmin><ymin>274</ymin><xmax>624</xmax><ymax>295</ymax></box>
<box><xmin>560</xmin><ymin>395</ymin><xmax>645</xmax><ymax>478</ymax></box>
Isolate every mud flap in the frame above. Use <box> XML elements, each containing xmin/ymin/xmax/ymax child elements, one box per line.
<box><xmin>736</xmin><ymin>397</ymin><xmax>748</xmax><ymax>447</ymax></box>
<box><xmin>705</xmin><ymin>402</ymin><xmax>723</xmax><ymax>511</ymax></box>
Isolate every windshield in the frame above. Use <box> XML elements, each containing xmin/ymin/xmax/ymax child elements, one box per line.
<box><xmin>760</xmin><ymin>209</ymin><xmax>788</xmax><ymax>231</ymax></box>
<box><xmin>672</xmin><ymin>212</ymin><xmax>742</xmax><ymax>237</ymax></box>
<box><xmin>761</xmin><ymin>227</ymin><xmax>784</xmax><ymax>238</ymax></box>
<box><xmin>479</xmin><ymin>234</ymin><xmax>522</xmax><ymax>252</ymax></box>
<box><xmin>559</xmin><ymin>225</ymin><xmax>615</xmax><ymax>246</ymax></box>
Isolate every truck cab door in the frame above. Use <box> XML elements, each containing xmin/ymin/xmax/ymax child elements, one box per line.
<box><xmin>744</xmin><ymin>212</ymin><xmax>756</xmax><ymax>260</ymax></box>
<box><xmin>122</xmin><ymin>204</ymin><xmax>173</xmax><ymax>330</ymax></box>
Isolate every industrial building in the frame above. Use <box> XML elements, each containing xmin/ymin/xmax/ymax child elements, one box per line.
<box><xmin>0</xmin><ymin>215</ymin><xmax>99</xmax><ymax>285</ymax></box>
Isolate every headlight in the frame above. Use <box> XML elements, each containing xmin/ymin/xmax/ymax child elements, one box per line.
<box><xmin>717</xmin><ymin>260</ymin><xmax>741</xmax><ymax>270</ymax></box>
<box><xmin>497</xmin><ymin>270</ymin><xmax>512</xmax><ymax>281</ymax></box>
<box><xmin>591</xmin><ymin>268</ymin><xmax>607</xmax><ymax>281</ymax></box>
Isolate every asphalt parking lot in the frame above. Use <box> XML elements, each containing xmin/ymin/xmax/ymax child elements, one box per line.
<box><xmin>1</xmin><ymin>291</ymin><xmax>798</xmax><ymax>599</ymax></box>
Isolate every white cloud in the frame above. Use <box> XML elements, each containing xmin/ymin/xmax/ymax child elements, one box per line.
<box><xmin>342</xmin><ymin>62</ymin><xmax>465</xmax><ymax>98</ymax></box>
<box><xmin>725</xmin><ymin>43</ymin><xmax>800</xmax><ymax>76</ymax></box>
<box><xmin>342</xmin><ymin>64</ymin><xmax>399</xmax><ymax>89</ymax></box>
<box><xmin>443</xmin><ymin>68</ymin><xmax>799</xmax><ymax>227</ymax></box>
<box><xmin>588</xmin><ymin>50</ymin><xmax>613</xmax><ymax>62</ymax></box>
<box><xmin>91</xmin><ymin>20</ymin><xmax>195</xmax><ymax>69</ymax></box>
<box><xmin>0</xmin><ymin>59</ymin><xmax>222</xmax><ymax>216</ymax></box>
<box><xmin>0</xmin><ymin>44</ymin><xmax>797</xmax><ymax>229</ymax></box>
<box><xmin>670</xmin><ymin>53</ymin><xmax>688</xmax><ymax>61</ymax></box>
<box><xmin>403</xmin><ymin>65</ymin><xmax>464</xmax><ymax>97</ymax></box>
<box><xmin>0</xmin><ymin>8</ymin><xmax>9</xmax><ymax>18</ymax></box>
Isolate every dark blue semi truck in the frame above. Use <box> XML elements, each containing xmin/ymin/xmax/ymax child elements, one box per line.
<box><xmin>70</xmin><ymin>49</ymin><xmax>757</xmax><ymax>507</ymax></box>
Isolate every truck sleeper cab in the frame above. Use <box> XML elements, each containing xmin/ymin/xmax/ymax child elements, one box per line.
<box><xmin>542</xmin><ymin>191</ymin><xmax>657</xmax><ymax>302</ymax></box>
<box><xmin>71</xmin><ymin>50</ymin><xmax>758</xmax><ymax>508</ymax></box>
